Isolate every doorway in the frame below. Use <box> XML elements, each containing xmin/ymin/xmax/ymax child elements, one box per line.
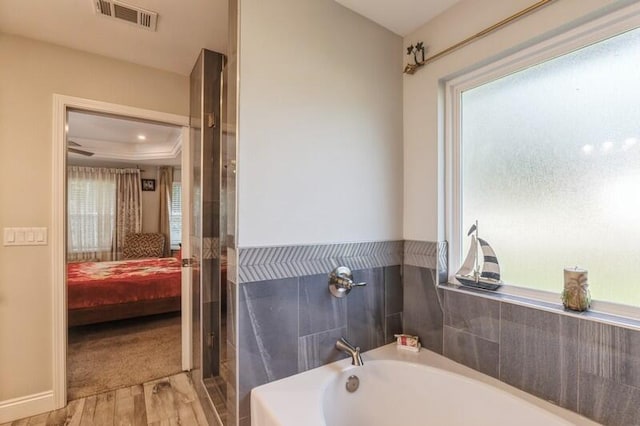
<box><xmin>64</xmin><ymin>109</ymin><xmax>188</xmax><ymax>399</ymax></box>
<box><xmin>51</xmin><ymin>95</ymin><xmax>191</xmax><ymax>407</ymax></box>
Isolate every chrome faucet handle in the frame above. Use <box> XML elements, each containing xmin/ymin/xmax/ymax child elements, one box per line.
<box><xmin>329</xmin><ymin>266</ymin><xmax>366</xmax><ymax>298</ymax></box>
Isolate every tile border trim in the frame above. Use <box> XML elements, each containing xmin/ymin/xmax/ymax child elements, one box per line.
<box><xmin>403</xmin><ymin>240</ymin><xmax>448</xmax><ymax>271</ymax></box>
<box><xmin>238</xmin><ymin>241</ymin><xmax>403</xmax><ymax>283</ymax></box>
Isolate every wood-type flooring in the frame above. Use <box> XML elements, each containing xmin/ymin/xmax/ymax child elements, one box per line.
<box><xmin>1</xmin><ymin>373</ymin><xmax>210</xmax><ymax>426</ymax></box>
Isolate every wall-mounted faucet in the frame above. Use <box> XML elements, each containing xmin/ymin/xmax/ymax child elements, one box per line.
<box><xmin>336</xmin><ymin>337</ymin><xmax>364</xmax><ymax>366</ymax></box>
<box><xmin>329</xmin><ymin>266</ymin><xmax>366</xmax><ymax>298</ymax></box>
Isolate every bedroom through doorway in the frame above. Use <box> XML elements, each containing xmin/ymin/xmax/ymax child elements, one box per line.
<box><xmin>64</xmin><ymin>108</ymin><xmax>190</xmax><ymax>400</ymax></box>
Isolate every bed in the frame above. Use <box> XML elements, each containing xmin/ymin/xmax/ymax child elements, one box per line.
<box><xmin>67</xmin><ymin>257</ymin><xmax>182</xmax><ymax>326</ymax></box>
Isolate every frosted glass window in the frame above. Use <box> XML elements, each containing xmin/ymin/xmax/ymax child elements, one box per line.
<box><xmin>461</xmin><ymin>26</ymin><xmax>640</xmax><ymax>307</ymax></box>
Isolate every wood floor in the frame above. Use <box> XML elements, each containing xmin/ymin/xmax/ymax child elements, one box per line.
<box><xmin>1</xmin><ymin>373</ymin><xmax>210</xmax><ymax>426</ymax></box>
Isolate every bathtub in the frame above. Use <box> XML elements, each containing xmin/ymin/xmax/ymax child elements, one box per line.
<box><xmin>251</xmin><ymin>343</ymin><xmax>599</xmax><ymax>426</ymax></box>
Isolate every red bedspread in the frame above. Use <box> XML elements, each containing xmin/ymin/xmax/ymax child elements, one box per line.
<box><xmin>67</xmin><ymin>258</ymin><xmax>181</xmax><ymax>310</ymax></box>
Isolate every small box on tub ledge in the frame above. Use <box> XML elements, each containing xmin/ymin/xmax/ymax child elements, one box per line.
<box><xmin>562</xmin><ymin>266</ymin><xmax>591</xmax><ymax>312</ymax></box>
<box><xmin>395</xmin><ymin>334</ymin><xmax>421</xmax><ymax>353</ymax></box>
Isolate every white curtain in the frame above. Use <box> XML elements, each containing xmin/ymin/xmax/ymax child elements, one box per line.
<box><xmin>67</xmin><ymin>167</ymin><xmax>117</xmax><ymax>262</ymax></box>
<box><xmin>114</xmin><ymin>169</ymin><xmax>142</xmax><ymax>259</ymax></box>
<box><xmin>67</xmin><ymin>167</ymin><xmax>142</xmax><ymax>261</ymax></box>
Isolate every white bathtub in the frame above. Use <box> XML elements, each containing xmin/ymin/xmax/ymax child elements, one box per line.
<box><xmin>251</xmin><ymin>343</ymin><xmax>599</xmax><ymax>426</ymax></box>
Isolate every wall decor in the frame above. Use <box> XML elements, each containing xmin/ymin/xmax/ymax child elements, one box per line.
<box><xmin>141</xmin><ymin>178</ymin><xmax>156</xmax><ymax>191</ymax></box>
<box><xmin>404</xmin><ymin>42</ymin><xmax>426</xmax><ymax>75</ymax></box>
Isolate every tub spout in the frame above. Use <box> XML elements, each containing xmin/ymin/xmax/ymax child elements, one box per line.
<box><xmin>336</xmin><ymin>337</ymin><xmax>364</xmax><ymax>366</ymax></box>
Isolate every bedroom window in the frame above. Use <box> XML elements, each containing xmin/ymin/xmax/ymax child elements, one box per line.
<box><xmin>170</xmin><ymin>182</ymin><xmax>182</xmax><ymax>248</ymax></box>
<box><xmin>67</xmin><ymin>172</ymin><xmax>117</xmax><ymax>256</ymax></box>
<box><xmin>448</xmin><ymin>16</ymin><xmax>640</xmax><ymax>308</ymax></box>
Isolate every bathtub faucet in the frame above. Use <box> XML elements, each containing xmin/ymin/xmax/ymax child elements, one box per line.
<box><xmin>336</xmin><ymin>337</ymin><xmax>364</xmax><ymax>366</ymax></box>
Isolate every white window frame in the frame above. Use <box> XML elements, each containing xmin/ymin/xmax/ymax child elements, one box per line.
<box><xmin>444</xmin><ymin>3</ymin><xmax>640</xmax><ymax>319</ymax></box>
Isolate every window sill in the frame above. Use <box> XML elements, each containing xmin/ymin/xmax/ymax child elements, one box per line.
<box><xmin>440</xmin><ymin>281</ymin><xmax>640</xmax><ymax>332</ymax></box>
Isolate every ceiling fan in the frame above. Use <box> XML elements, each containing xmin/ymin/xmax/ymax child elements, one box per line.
<box><xmin>67</xmin><ymin>140</ymin><xmax>94</xmax><ymax>157</ymax></box>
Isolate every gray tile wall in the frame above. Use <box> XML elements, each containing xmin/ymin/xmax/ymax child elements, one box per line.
<box><xmin>402</xmin><ymin>240</ymin><xmax>444</xmax><ymax>353</ymax></box>
<box><xmin>403</xmin><ymin>265</ymin><xmax>443</xmax><ymax>353</ymax></box>
<box><xmin>231</xmin><ymin>236</ymin><xmax>640</xmax><ymax>426</ymax></box>
<box><xmin>442</xmin><ymin>288</ymin><xmax>640</xmax><ymax>425</ymax></box>
<box><xmin>405</xmin><ymin>239</ymin><xmax>640</xmax><ymax>425</ymax></box>
<box><xmin>237</xmin><ymin>265</ymin><xmax>402</xmax><ymax>424</ymax></box>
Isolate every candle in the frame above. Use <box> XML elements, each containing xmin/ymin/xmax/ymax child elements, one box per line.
<box><xmin>562</xmin><ymin>267</ymin><xmax>591</xmax><ymax>311</ymax></box>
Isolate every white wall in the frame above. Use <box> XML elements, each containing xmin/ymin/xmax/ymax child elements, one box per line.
<box><xmin>237</xmin><ymin>0</ymin><xmax>403</xmax><ymax>247</ymax></box>
<box><xmin>402</xmin><ymin>0</ymin><xmax>627</xmax><ymax>242</ymax></box>
<box><xmin>0</xmin><ymin>33</ymin><xmax>188</xmax><ymax>402</ymax></box>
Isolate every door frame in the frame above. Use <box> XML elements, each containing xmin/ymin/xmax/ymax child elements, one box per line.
<box><xmin>52</xmin><ymin>94</ymin><xmax>190</xmax><ymax>408</ymax></box>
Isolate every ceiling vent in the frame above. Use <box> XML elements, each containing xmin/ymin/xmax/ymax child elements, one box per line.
<box><xmin>94</xmin><ymin>0</ymin><xmax>158</xmax><ymax>31</ymax></box>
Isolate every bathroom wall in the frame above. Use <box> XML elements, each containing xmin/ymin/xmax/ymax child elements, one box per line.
<box><xmin>234</xmin><ymin>0</ymin><xmax>403</xmax><ymax>424</ymax></box>
<box><xmin>236</xmin><ymin>242</ymin><xmax>403</xmax><ymax>425</ymax></box>
<box><xmin>441</xmin><ymin>287</ymin><xmax>640</xmax><ymax>425</ymax></box>
<box><xmin>402</xmin><ymin>238</ymin><xmax>640</xmax><ymax>424</ymax></box>
<box><xmin>401</xmin><ymin>2</ymin><xmax>640</xmax><ymax>425</ymax></box>
<box><xmin>402</xmin><ymin>241</ymin><xmax>446</xmax><ymax>354</ymax></box>
<box><xmin>403</xmin><ymin>0</ymin><xmax>625</xmax><ymax>242</ymax></box>
<box><xmin>0</xmin><ymin>33</ymin><xmax>188</xmax><ymax>404</ymax></box>
<box><xmin>237</xmin><ymin>0</ymin><xmax>403</xmax><ymax>247</ymax></box>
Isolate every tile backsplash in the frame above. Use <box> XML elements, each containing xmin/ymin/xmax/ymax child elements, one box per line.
<box><xmin>232</xmin><ymin>239</ymin><xmax>640</xmax><ymax>426</ymax></box>
<box><xmin>236</xmin><ymin>241</ymin><xmax>403</xmax><ymax>424</ymax></box>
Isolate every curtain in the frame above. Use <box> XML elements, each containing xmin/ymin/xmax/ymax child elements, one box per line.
<box><xmin>67</xmin><ymin>167</ymin><xmax>117</xmax><ymax>262</ymax></box>
<box><xmin>158</xmin><ymin>166</ymin><xmax>174</xmax><ymax>256</ymax></box>
<box><xmin>114</xmin><ymin>169</ymin><xmax>142</xmax><ymax>259</ymax></box>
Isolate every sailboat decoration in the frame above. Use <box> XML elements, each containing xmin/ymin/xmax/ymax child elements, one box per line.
<box><xmin>455</xmin><ymin>221</ymin><xmax>502</xmax><ymax>291</ymax></box>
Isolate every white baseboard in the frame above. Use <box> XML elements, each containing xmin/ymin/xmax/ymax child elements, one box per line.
<box><xmin>0</xmin><ymin>391</ymin><xmax>55</xmax><ymax>423</ymax></box>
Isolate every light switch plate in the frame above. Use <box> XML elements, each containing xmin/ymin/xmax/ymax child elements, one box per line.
<box><xmin>3</xmin><ymin>227</ymin><xmax>48</xmax><ymax>246</ymax></box>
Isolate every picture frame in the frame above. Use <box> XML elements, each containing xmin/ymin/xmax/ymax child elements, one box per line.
<box><xmin>141</xmin><ymin>178</ymin><xmax>156</xmax><ymax>191</ymax></box>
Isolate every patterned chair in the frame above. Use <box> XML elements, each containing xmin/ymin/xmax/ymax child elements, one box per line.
<box><xmin>122</xmin><ymin>233</ymin><xmax>166</xmax><ymax>259</ymax></box>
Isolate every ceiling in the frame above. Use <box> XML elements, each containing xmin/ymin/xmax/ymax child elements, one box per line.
<box><xmin>0</xmin><ymin>0</ymin><xmax>227</xmax><ymax>75</ymax></box>
<box><xmin>0</xmin><ymin>0</ymin><xmax>460</xmax><ymax>75</ymax></box>
<box><xmin>67</xmin><ymin>110</ymin><xmax>182</xmax><ymax>166</ymax></box>
<box><xmin>335</xmin><ymin>0</ymin><xmax>462</xmax><ymax>36</ymax></box>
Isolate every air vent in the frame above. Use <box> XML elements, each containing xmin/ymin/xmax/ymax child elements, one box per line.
<box><xmin>94</xmin><ymin>0</ymin><xmax>158</xmax><ymax>31</ymax></box>
<box><xmin>96</xmin><ymin>0</ymin><xmax>112</xmax><ymax>16</ymax></box>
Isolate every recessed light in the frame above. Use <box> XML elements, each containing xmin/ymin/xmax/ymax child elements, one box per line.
<box><xmin>137</xmin><ymin>134</ymin><xmax>146</xmax><ymax>141</ymax></box>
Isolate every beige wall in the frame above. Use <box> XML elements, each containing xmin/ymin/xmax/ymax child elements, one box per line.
<box><xmin>141</xmin><ymin>166</ymin><xmax>160</xmax><ymax>233</ymax></box>
<box><xmin>402</xmin><ymin>0</ymin><xmax>627</xmax><ymax>242</ymax></box>
<box><xmin>0</xmin><ymin>33</ymin><xmax>188</xmax><ymax>401</ymax></box>
<box><xmin>237</xmin><ymin>0</ymin><xmax>403</xmax><ymax>247</ymax></box>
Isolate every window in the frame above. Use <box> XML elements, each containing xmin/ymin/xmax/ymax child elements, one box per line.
<box><xmin>67</xmin><ymin>174</ymin><xmax>116</xmax><ymax>255</ymax></box>
<box><xmin>170</xmin><ymin>182</ymin><xmax>182</xmax><ymax>248</ymax></box>
<box><xmin>449</xmin><ymin>15</ymin><xmax>640</xmax><ymax>308</ymax></box>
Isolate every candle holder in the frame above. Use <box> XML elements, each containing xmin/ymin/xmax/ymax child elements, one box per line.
<box><xmin>562</xmin><ymin>267</ymin><xmax>591</xmax><ymax>312</ymax></box>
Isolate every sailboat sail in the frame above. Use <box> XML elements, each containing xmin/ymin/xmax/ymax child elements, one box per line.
<box><xmin>457</xmin><ymin>235</ymin><xmax>477</xmax><ymax>276</ymax></box>
<box><xmin>478</xmin><ymin>238</ymin><xmax>500</xmax><ymax>281</ymax></box>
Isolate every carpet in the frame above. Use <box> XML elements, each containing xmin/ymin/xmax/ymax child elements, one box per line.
<box><xmin>67</xmin><ymin>312</ymin><xmax>182</xmax><ymax>400</ymax></box>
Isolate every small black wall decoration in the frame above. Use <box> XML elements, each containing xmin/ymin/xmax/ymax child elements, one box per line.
<box><xmin>141</xmin><ymin>178</ymin><xmax>156</xmax><ymax>191</ymax></box>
